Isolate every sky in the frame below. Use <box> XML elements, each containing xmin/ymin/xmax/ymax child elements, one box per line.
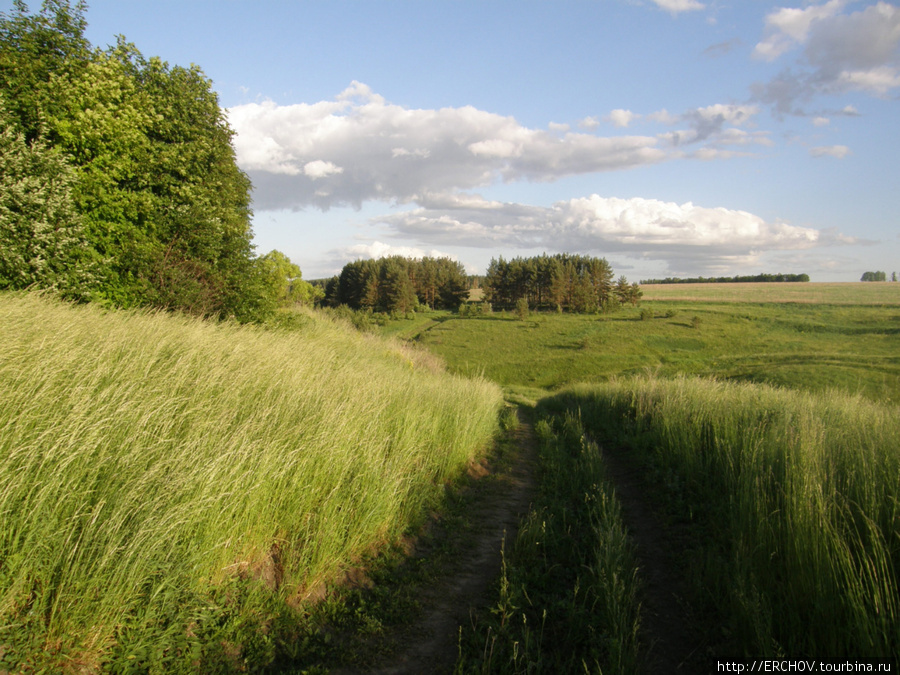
<box><xmin>9</xmin><ymin>0</ymin><xmax>900</xmax><ymax>281</ymax></box>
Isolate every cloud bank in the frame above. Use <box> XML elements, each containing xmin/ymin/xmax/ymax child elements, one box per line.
<box><xmin>230</xmin><ymin>82</ymin><xmax>853</xmax><ymax>278</ymax></box>
<box><xmin>752</xmin><ymin>1</ymin><xmax>900</xmax><ymax>114</ymax></box>
<box><xmin>374</xmin><ymin>193</ymin><xmax>839</xmax><ymax>276</ymax></box>
<box><xmin>229</xmin><ymin>82</ymin><xmax>665</xmax><ymax>212</ymax></box>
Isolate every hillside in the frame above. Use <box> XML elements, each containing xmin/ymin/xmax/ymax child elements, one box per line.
<box><xmin>0</xmin><ymin>292</ymin><xmax>502</xmax><ymax>672</ymax></box>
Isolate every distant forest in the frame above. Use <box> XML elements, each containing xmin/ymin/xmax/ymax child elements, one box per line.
<box><xmin>641</xmin><ymin>273</ymin><xmax>810</xmax><ymax>284</ymax></box>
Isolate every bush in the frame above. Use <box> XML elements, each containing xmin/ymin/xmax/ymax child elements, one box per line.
<box><xmin>515</xmin><ymin>297</ymin><xmax>530</xmax><ymax>320</ymax></box>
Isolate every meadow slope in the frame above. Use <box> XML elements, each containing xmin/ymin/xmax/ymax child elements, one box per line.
<box><xmin>0</xmin><ymin>293</ymin><xmax>502</xmax><ymax>672</ymax></box>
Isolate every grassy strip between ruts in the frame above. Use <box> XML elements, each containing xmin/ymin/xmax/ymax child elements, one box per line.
<box><xmin>542</xmin><ymin>375</ymin><xmax>900</xmax><ymax>661</ymax></box>
<box><xmin>456</xmin><ymin>407</ymin><xmax>642</xmax><ymax>674</ymax></box>
<box><xmin>0</xmin><ymin>292</ymin><xmax>502</xmax><ymax>673</ymax></box>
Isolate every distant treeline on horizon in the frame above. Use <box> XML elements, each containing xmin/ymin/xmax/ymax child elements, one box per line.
<box><xmin>641</xmin><ymin>273</ymin><xmax>810</xmax><ymax>284</ymax></box>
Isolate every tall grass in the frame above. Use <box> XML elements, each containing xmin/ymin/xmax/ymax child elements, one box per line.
<box><xmin>457</xmin><ymin>410</ymin><xmax>641</xmax><ymax>673</ymax></box>
<box><xmin>0</xmin><ymin>293</ymin><xmax>502</xmax><ymax>671</ymax></box>
<box><xmin>545</xmin><ymin>376</ymin><xmax>900</xmax><ymax>659</ymax></box>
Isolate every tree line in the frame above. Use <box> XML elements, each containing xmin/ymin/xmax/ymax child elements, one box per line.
<box><xmin>319</xmin><ymin>256</ymin><xmax>469</xmax><ymax>314</ymax></box>
<box><xmin>860</xmin><ymin>271</ymin><xmax>896</xmax><ymax>282</ymax></box>
<box><xmin>484</xmin><ymin>254</ymin><xmax>641</xmax><ymax>312</ymax></box>
<box><xmin>641</xmin><ymin>273</ymin><xmax>810</xmax><ymax>284</ymax></box>
<box><xmin>0</xmin><ymin>0</ymin><xmax>308</xmax><ymax>321</ymax></box>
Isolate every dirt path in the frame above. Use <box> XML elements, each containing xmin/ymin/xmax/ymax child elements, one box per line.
<box><xmin>344</xmin><ymin>410</ymin><xmax>538</xmax><ymax>675</ymax></box>
<box><xmin>598</xmin><ymin>444</ymin><xmax>708</xmax><ymax>672</ymax></box>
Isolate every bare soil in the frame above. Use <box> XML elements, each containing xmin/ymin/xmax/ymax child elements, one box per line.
<box><xmin>598</xmin><ymin>444</ymin><xmax>711</xmax><ymax>672</ymax></box>
<box><xmin>333</xmin><ymin>410</ymin><xmax>709</xmax><ymax>674</ymax></box>
<box><xmin>334</xmin><ymin>410</ymin><xmax>538</xmax><ymax>674</ymax></box>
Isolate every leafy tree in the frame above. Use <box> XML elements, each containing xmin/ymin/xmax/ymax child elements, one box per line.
<box><xmin>861</xmin><ymin>271</ymin><xmax>887</xmax><ymax>282</ymax></box>
<box><xmin>0</xmin><ymin>99</ymin><xmax>93</xmax><ymax>298</ymax></box>
<box><xmin>0</xmin><ymin>1</ymin><xmax>269</xmax><ymax>320</ymax></box>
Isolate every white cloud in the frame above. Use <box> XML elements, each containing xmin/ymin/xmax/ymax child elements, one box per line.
<box><xmin>754</xmin><ymin>0</ymin><xmax>847</xmax><ymax>61</ymax></box>
<box><xmin>606</xmin><ymin>109</ymin><xmax>639</xmax><ymax>128</ymax></box>
<box><xmin>578</xmin><ymin>116</ymin><xmax>601</xmax><ymax>130</ymax></box>
<box><xmin>337</xmin><ymin>241</ymin><xmax>457</xmax><ymax>262</ymax></box>
<box><xmin>303</xmin><ymin>160</ymin><xmax>343</xmax><ymax>179</ymax></box>
<box><xmin>752</xmin><ymin>2</ymin><xmax>900</xmax><ymax>114</ymax></box>
<box><xmin>646</xmin><ymin>108</ymin><xmax>679</xmax><ymax>125</ymax></box>
<box><xmin>810</xmin><ymin>144</ymin><xmax>851</xmax><ymax>158</ymax></box>
<box><xmin>373</xmin><ymin>192</ymin><xmax>841</xmax><ymax>276</ymax></box>
<box><xmin>652</xmin><ymin>0</ymin><xmax>705</xmax><ymax>14</ymax></box>
<box><xmin>228</xmin><ymin>83</ymin><xmax>667</xmax><ymax>211</ymax></box>
<box><xmin>812</xmin><ymin>116</ymin><xmax>830</xmax><ymax>126</ymax></box>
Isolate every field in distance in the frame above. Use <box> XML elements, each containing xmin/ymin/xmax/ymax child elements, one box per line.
<box><xmin>402</xmin><ymin>283</ymin><xmax>900</xmax><ymax>404</ymax></box>
<box><xmin>640</xmin><ymin>281</ymin><xmax>900</xmax><ymax>305</ymax></box>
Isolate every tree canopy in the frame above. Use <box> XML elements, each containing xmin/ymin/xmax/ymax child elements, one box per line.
<box><xmin>325</xmin><ymin>256</ymin><xmax>469</xmax><ymax>314</ymax></box>
<box><xmin>484</xmin><ymin>253</ymin><xmax>638</xmax><ymax>312</ymax></box>
<box><xmin>0</xmin><ymin>0</ymin><xmax>290</xmax><ymax>321</ymax></box>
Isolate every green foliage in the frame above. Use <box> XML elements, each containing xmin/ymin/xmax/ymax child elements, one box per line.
<box><xmin>861</xmin><ymin>270</ymin><xmax>888</xmax><ymax>282</ymax></box>
<box><xmin>0</xmin><ymin>1</ymin><xmax>274</xmax><ymax>320</ymax></box>
<box><xmin>515</xmin><ymin>296</ymin><xmax>529</xmax><ymax>320</ymax></box>
<box><xmin>331</xmin><ymin>256</ymin><xmax>467</xmax><ymax>312</ymax></box>
<box><xmin>0</xmin><ymin>101</ymin><xmax>94</xmax><ymax>298</ymax></box>
<box><xmin>484</xmin><ymin>253</ymin><xmax>620</xmax><ymax>312</ymax></box>
<box><xmin>642</xmin><ymin>272</ymin><xmax>810</xmax><ymax>284</ymax></box>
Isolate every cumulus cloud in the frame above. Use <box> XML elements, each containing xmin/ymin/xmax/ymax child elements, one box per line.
<box><xmin>335</xmin><ymin>241</ymin><xmax>457</xmax><ymax>262</ymax></box>
<box><xmin>228</xmin><ymin>83</ymin><xmax>666</xmax><ymax>211</ymax></box>
<box><xmin>373</xmin><ymin>192</ymin><xmax>841</xmax><ymax>276</ymax></box>
<box><xmin>606</xmin><ymin>109</ymin><xmax>639</xmax><ymax>128</ymax></box>
<box><xmin>652</xmin><ymin>0</ymin><xmax>705</xmax><ymax>14</ymax></box>
<box><xmin>752</xmin><ymin>1</ymin><xmax>900</xmax><ymax>115</ymax></box>
<box><xmin>810</xmin><ymin>144</ymin><xmax>851</xmax><ymax>158</ymax></box>
<box><xmin>753</xmin><ymin>0</ymin><xmax>848</xmax><ymax>61</ymax></box>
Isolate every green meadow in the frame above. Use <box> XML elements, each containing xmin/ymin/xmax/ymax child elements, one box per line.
<box><xmin>403</xmin><ymin>283</ymin><xmax>900</xmax><ymax>405</ymax></box>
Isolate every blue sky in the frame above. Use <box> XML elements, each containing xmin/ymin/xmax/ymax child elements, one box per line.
<box><xmin>10</xmin><ymin>0</ymin><xmax>900</xmax><ymax>281</ymax></box>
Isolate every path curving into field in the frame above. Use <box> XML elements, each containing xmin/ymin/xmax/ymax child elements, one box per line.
<box><xmin>347</xmin><ymin>409</ymin><xmax>538</xmax><ymax>675</ymax></box>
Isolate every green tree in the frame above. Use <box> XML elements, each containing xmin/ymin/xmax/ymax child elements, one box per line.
<box><xmin>0</xmin><ymin>99</ymin><xmax>93</xmax><ymax>298</ymax></box>
<box><xmin>381</xmin><ymin>258</ymin><xmax>416</xmax><ymax>315</ymax></box>
<box><xmin>1</xmin><ymin>1</ymin><xmax>266</xmax><ymax>320</ymax></box>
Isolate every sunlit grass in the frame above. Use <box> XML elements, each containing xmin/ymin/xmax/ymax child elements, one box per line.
<box><xmin>545</xmin><ymin>376</ymin><xmax>900</xmax><ymax>659</ymax></box>
<box><xmin>641</xmin><ymin>281</ymin><xmax>900</xmax><ymax>305</ymax></box>
<box><xmin>0</xmin><ymin>292</ymin><xmax>502</xmax><ymax>671</ymax></box>
<box><xmin>410</xmin><ymin>296</ymin><xmax>900</xmax><ymax>403</ymax></box>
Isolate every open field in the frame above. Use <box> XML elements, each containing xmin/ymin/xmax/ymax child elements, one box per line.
<box><xmin>641</xmin><ymin>281</ymin><xmax>900</xmax><ymax>305</ymax></box>
<box><xmin>0</xmin><ymin>293</ymin><xmax>502</xmax><ymax>672</ymax></box>
<box><xmin>400</xmin><ymin>284</ymin><xmax>900</xmax><ymax>404</ymax></box>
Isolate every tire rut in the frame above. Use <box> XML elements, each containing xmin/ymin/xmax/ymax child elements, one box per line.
<box><xmin>340</xmin><ymin>409</ymin><xmax>538</xmax><ymax>675</ymax></box>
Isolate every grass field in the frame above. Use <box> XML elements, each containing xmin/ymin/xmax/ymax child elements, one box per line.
<box><xmin>641</xmin><ymin>281</ymin><xmax>900</xmax><ymax>305</ymax></box>
<box><xmin>0</xmin><ymin>293</ymin><xmax>502</xmax><ymax>672</ymax></box>
<box><xmin>542</xmin><ymin>376</ymin><xmax>900</xmax><ymax>660</ymax></box>
<box><xmin>402</xmin><ymin>283</ymin><xmax>900</xmax><ymax>404</ymax></box>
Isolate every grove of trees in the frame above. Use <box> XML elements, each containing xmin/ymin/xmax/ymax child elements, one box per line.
<box><xmin>322</xmin><ymin>256</ymin><xmax>469</xmax><ymax>314</ymax></box>
<box><xmin>1</xmin><ymin>0</ymin><xmax>299</xmax><ymax>321</ymax></box>
<box><xmin>860</xmin><ymin>271</ymin><xmax>888</xmax><ymax>282</ymax></box>
<box><xmin>484</xmin><ymin>253</ymin><xmax>641</xmax><ymax>312</ymax></box>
